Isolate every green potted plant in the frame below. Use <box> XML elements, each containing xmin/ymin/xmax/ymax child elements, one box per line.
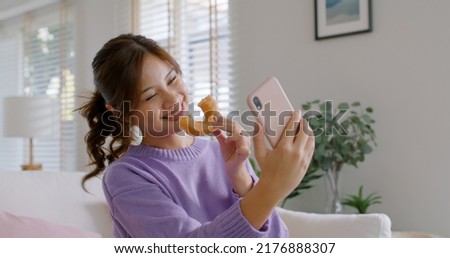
<box><xmin>342</xmin><ymin>185</ymin><xmax>382</xmax><ymax>214</ymax></box>
<box><xmin>300</xmin><ymin>100</ymin><xmax>377</xmax><ymax>213</ymax></box>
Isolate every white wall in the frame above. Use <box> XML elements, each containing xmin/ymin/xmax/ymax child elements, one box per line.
<box><xmin>73</xmin><ymin>0</ymin><xmax>117</xmax><ymax>172</ymax></box>
<box><xmin>230</xmin><ymin>0</ymin><xmax>450</xmax><ymax>237</ymax></box>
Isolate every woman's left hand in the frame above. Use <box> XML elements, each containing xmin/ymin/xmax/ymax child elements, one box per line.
<box><xmin>212</xmin><ymin>119</ymin><xmax>253</xmax><ymax>197</ymax></box>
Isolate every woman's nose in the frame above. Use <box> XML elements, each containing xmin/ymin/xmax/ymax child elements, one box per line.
<box><xmin>162</xmin><ymin>90</ymin><xmax>179</xmax><ymax>110</ymax></box>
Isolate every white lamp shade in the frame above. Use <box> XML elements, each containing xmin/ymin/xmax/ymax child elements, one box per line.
<box><xmin>3</xmin><ymin>96</ymin><xmax>59</xmax><ymax>138</ymax></box>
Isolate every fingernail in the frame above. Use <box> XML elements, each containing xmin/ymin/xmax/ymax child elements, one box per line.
<box><xmin>212</xmin><ymin>128</ymin><xmax>221</xmax><ymax>136</ymax></box>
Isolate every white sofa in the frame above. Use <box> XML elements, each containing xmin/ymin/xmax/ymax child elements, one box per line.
<box><xmin>0</xmin><ymin>171</ymin><xmax>391</xmax><ymax>238</ymax></box>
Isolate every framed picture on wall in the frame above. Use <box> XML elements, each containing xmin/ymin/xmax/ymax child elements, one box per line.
<box><xmin>315</xmin><ymin>0</ymin><xmax>372</xmax><ymax>40</ymax></box>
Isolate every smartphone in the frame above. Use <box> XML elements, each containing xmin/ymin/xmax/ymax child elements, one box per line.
<box><xmin>247</xmin><ymin>76</ymin><xmax>294</xmax><ymax>148</ymax></box>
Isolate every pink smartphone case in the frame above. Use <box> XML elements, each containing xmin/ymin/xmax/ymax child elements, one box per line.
<box><xmin>247</xmin><ymin>76</ymin><xmax>294</xmax><ymax>147</ymax></box>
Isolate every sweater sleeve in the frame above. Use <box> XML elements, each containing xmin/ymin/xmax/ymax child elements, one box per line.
<box><xmin>103</xmin><ymin>165</ymin><xmax>269</xmax><ymax>238</ymax></box>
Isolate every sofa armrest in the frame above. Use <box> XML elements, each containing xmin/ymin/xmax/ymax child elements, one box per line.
<box><xmin>276</xmin><ymin>207</ymin><xmax>392</xmax><ymax>238</ymax></box>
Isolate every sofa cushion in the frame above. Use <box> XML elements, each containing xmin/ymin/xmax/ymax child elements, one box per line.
<box><xmin>0</xmin><ymin>210</ymin><xmax>101</xmax><ymax>238</ymax></box>
<box><xmin>276</xmin><ymin>207</ymin><xmax>392</xmax><ymax>238</ymax></box>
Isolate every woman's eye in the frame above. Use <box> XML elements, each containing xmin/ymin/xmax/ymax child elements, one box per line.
<box><xmin>168</xmin><ymin>75</ymin><xmax>177</xmax><ymax>85</ymax></box>
<box><xmin>145</xmin><ymin>94</ymin><xmax>156</xmax><ymax>101</ymax></box>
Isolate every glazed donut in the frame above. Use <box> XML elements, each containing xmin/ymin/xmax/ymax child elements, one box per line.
<box><xmin>179</xmin><ymin>95</ymin><xmax>222</xmax><ymax>136</ymax></box>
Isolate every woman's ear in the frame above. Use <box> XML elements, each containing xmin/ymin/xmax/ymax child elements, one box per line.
<box><xmin>106</xmin><ymin>104</ymin><xmax>121</xmax><ymax>117</ymax></box>
<box><xmin>105</xmin><ymin>104</ymin><xmax>115</xmax><ymax>111</ymax></box>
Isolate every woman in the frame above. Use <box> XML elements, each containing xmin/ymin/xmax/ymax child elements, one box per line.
<box><xmin>78</xmin><ymin>34</ymin><xmax>314</xmax><ymax>237</ymax></box>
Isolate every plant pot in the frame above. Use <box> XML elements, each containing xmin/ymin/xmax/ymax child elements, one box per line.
<box><xmin>325</xmin><ymin>169</ymin><xmax>342</xmax><ymax>214</ymax></box>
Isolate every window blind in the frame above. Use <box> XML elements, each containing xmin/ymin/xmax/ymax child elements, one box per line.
<box><xmin>138</xmin><ymin>0</ymin><xmax>235</xmax><ymax>117</ymax></box>
<box><xmin>0</xmin><ymin>1</ymin><xmax>76</xmax><ymax>171</ymax></box>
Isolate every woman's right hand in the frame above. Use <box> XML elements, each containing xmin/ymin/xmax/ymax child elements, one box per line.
<box><xmin>239</xmin><ymin>109</ymin><xmax>315</xmax><ymax>230</ymax></box>
<box><xmin>253</xmin><ymin>109</ymin><xmax>315</xmax><ymax>202</ymax></box>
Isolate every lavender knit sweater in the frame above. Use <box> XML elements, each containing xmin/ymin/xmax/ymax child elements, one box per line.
<box><xmin>102</xmin><ymin>138</ymin><xmax>288</xmax><ymax>238</ymax></box>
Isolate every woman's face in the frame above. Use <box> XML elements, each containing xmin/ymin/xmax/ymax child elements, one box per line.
<box><xmin>132</xmin><ymin>54</ymin><xmax>189</xmax><ymax>140</ymax></box>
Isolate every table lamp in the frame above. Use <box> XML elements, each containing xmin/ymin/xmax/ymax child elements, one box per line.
<box><xmin>3</xmin><ymin>96</ymin><xmax>58</xmax><ymax>171</ymax></box>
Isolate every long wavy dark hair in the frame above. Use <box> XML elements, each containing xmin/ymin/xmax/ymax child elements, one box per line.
<box><xmin>77</xmin><ymin>34</ymin><xmax>181</xmax><ymax>190</ymax></box>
